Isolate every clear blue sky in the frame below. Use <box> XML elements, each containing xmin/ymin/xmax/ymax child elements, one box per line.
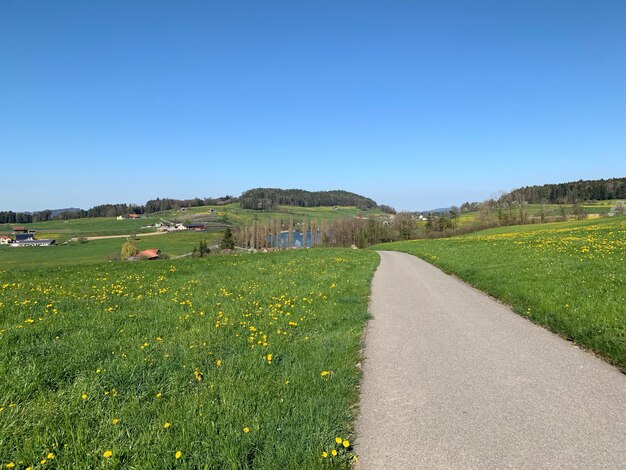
<box><xmin>1</xmin><ymin>1</ymin><xmax>624</xmax><ymax>212</ymax></box>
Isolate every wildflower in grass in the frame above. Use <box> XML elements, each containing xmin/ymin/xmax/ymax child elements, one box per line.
<box><xmin>194</xmin><ymin>369</ymin><xmax>203</xmax><ymax>381</ymax></box>
<box><xmin>321</xmin><ymin>451</ymin><xmax>328</xmax><ymax>458</ymax></box>
<box><xmin>331</xmin><ymin>449</ymin><xmax>337</xmax><ymax>456</ymax></box>
<box><xmin>163</xmin><ymin>422</ymin><xmax>171</xmax><ymax>428</ymax></box>
<box><xmin>81</xmin><ymin>393</ymin><xmax>88</xmax><ymax>400</ymax></box>
<box><xmin>343</xmin><ymin>440</ymin><xmax>350</xmax><ymax>448</ymax></box>
<box><xmin>6</xmin><ymin>463</ymin><xmax>15</xmax><ymax>469</ymax></box>
<box><xmin>47</xmin><ymin>453</ymin><xmax>55</xmax><ymax>459</ymax></box>
<box><xmin>156</xmin><ymin>392</ymin><xmax>162</xmax><ymax>398</ymax></box>
<box><xmin>243</xmin><ymin>427</ymin><xmax>250</xmax><ymax>433</ymax></box>
<box><xmin>321</xmin><ymin>371</ymin><xmax>330</xmax><ymax>377</ymax></box>
<box><xmin>215</xmin><ymin>359</ymin><xmax>222</xmax><ymax>367</ymax></box>
<box><xmin>103</xmin><ymin>450</ymin><xmax>112</xmax><ymax>458</ymax></box>
<box><xmin>335</xmin><ymin>437</ymin><xmax>342</xmax><ymax>444</ymax></box>
<box><xmin>112</xmin><ymin>418</ymin><xmax>120</xmax><ymax>425</ymax></box>
<box><xmin>175</xmin><ymin>451</ymin><xmax>182</xmax><ymax>459</ymax></box>
<box><xmin>40</xmin><ymin>460</ymin><xmax>47</xmax><ymax>465</ymax></box>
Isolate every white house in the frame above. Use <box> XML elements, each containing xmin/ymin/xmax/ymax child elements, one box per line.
<box><xmin>0</xmin><ymin>235</ymin><xmax>13</xmax><ymax>245</ymax></box>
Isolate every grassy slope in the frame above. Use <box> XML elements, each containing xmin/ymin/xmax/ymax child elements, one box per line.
<box><xmin>457</xmin><ymin>201</ymin><xmax>618</xmax><ymax>225</ymax></box>
<box><xmin>372</xmin><ymin>216</ymin><xmax>626</xmax><ymax>371</ymax></box>
<box><xmin>0</xmin><ymin>249</ymin><xmax>379</xmax><ymax>468</ymax></box>
<box><xmin>0</xmin><ymin>204</ymin><xmax>387</xmax><ymax>271</ymax></box>
<box><xmin>0</xmin><ymin>232</ymin><xmax>222</xmax><ymax>271</ymax></box>
<box><xmin>183</xmin><ymin>203</ymin><xmax>387</xmax><ymax>226</ymax></box>
<box><xmin>0</xmin><ymin>204</ymin><xmax>386</xmax><ymax>238</ymax></box>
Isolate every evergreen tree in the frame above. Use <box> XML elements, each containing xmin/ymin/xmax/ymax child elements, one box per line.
<box><xmin>220</xmin><ymin>228</ymin><xmax>235</xmax><ymax>250</ymax></box>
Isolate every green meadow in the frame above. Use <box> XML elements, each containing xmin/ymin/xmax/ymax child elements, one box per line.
<box><xmin>0</xmin><ymin>204</ymin><xmax>389</xmax><ymax>271</ymax></box>
<box><xmin>0</xmin><ymin>232</ymin><xmax>222</xmax><ymax>271</ymax></box>
<box><xmin>0</xmin><ymin>249</ymin><xmax>379</xmax><ymax>469</ymax></box>
<box><xmin>373</xmin><ymin>216</ymin><xmax>626</xmax><ymax>371</ymax></box>
<box><xmin>0</xmin><ymin>203</ymin><xmax>386</xmax><ymax>239</ymax></box>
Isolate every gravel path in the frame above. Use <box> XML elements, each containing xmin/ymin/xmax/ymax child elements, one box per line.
<box><xmin>355</xmin><ymin>251</ymin><xmax>626</xmax><ymax>469</ymax></box>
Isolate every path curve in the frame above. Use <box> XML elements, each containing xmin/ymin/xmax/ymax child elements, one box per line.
<box><xmin>355</xmin><ymin>251</ymin><xmax>626</xmax><ymax>469</ymax></box>
<box><xmin>69</xmin><ymin>231</ymin><xmax>167</xmax><ymax>241</ymax></box>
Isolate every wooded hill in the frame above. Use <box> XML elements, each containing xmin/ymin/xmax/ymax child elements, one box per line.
<box><xmin>239</xmin><ymin>188</ymin><xmax>378</xmax><ymax>210</ymax></box>
<box><xmin>506</xmin><ymin>177</ymin><xmax>625</xmax><ymax>204</ymax></box>
<box><xmin>0</xmin><ymin>196</ymin><xmax>237</xmax><ymax>223</ymax></box>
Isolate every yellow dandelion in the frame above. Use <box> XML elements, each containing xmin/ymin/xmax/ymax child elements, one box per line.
<box><xmin>343</xmin><ymin>440</ymin><xmax>350</xmax><ymax>448</ymax></box>
<box><xmin>47</xmin><ymin>452</ymin><xmax>55</xmax><ymax>459</ymax></box>
<box><xmin>175</xmin><ymin>450</ymin><xmax>182</xmax><ymax>459</ymax></box>
<box><xmin>243</xmin><ymin>427</ymin><xmax>250</xmax><ymax>433</ymax></box>
<box><xmin>6</xmin><ymin>463</ymin><xmax>15</xmax><ymax>469</ymax></box>
<box><xmin>335</xmin><ymin>437</ymin><xmax>342</xmax><ymax>444</ymax></box>
<box><xmin>81</xmin><ymin>393</ymin><xmax>88</xmax><ymax>400</ymax></box>
<box><xmin>215</xmin><ymin>359</ymin><xmax>222</xmax><ymax>367</ymax></box>
<box><xmin>112</xmin><ymin>418</ymin><xmax>120</xmax><ymax>425</ymax></box>
<box><xmin>321</xmin><ymin>451</ymin><xmax>328</xmax><ymax>458</ymax></box>
<box><xmin>163</xmin><ymin>422</ymin><xmax>171</xmax><ymax>429</ymax></box>
<box><xmin>331</xmin><ymin>449</ymin><xmax>337</xmax><ymax>456</ymax></box>
<box><xmin>156</xmin><ymin>392</ymin><xmax>162</xmax><ymax>398</ymax></box>
<box><xmin>40</xmin><ymin>460</ymin><xmax>47</xmax><ymax>465</ymax></box>
<box><xmin>103</xmin><ymin>450</ymin><xmax>112</xmax><ymax>458</ymax></box>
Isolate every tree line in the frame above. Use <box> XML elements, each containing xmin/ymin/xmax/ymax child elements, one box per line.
<box><xmin>239</xmin><ymin>188</ymin><xmax>378</xmax><ymax>210</ymax></box>
<box><xmin>501</xmin><ymin>177</ymin><xmax>625</xmax><ymax>205</ymax></box>
<box><xmin>0</xmin><ymin>196</ymin><xmax>237</xmax><ymax>224</ymax></box>
<box><xmin>235</xmin><ymin>213</ymin><xmax>421</xmax><ymax>250</ymax></box>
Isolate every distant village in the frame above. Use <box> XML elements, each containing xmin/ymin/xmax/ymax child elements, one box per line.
<box><xmin>0</xmin><ymin>226</ymin><xmax>55</xmax><ymax>247</ymax></box>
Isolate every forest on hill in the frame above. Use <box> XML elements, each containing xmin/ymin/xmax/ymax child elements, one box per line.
<box><xmin>506</xmin><ymin>177</ymin><xmax>625</xmax><ymax>204</ymax></box>
<box><xmin>0</xmin><ymin>196</ymin><xmax>237</xmax><ymax>223</ymax></box>
<box><xmin>239</xmin><ymin>188</ymin><xmax>378</xmax><ymax>210</ymax></box>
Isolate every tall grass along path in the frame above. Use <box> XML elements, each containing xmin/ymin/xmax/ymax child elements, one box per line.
<box><xmin>355</xmin><ymin>251</ymin><xmax>626</xmax><ymax>469</ymax></box>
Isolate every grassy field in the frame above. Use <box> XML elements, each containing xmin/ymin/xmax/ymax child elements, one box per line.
<box><xmin>0</xmin><ymin>217</ymin><xmax>164</xmax><ymax>243</ymax></box>
<box><xmin>372</xmin><ymin>216</ymin><xmax>626</xmax><ymax>371</ymax></box>
<box><xmin>0</xmin><ymin>249</ymin><xmax>379</xmax><ymax>468</ymax></box>
<box><xmin>0</xmin><ymin>204</ymin><xmax>388</xmax><ymax>272</ymax></box>
<box><xmin>457</xmin><ymin>201</ymin><xmax>619</xmax><ymax>226</ymax></box>
<box><xmin>0</xmin><ymin>204</ymin><xmax>386</xmax><ymax>239</ymax></box>
<box><xmin>0</xmin><ymin>232</ymin><xmax>223</xmax><ymax>271</ymax></box>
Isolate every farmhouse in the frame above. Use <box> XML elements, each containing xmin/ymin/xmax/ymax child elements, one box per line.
<box><xmin>12</xmin><ymin>226</ymin><xmax>28</xmax><ymax>233</ymax></box>
<box><xmin>12</xmin><ymin>239</ymin><xmax>55</xmax><ymax>247</ymax></box>
<box><xmin>138</xmin><ymin>249</ymin><xmax>161</xmax><ymax>259</ymax></box>
<box><xmin>15</xmin><ymin>233</ymin><xmax>35</xmax><ymax>242</ymax></box>
<box><xmin>127</xmin><ymin>249</ymin><xmax>161</xmax><ymax>260</ymax></box>
<box><xmin>0</xmin><ymin>235</ymin><xmax>13</xmax><ymax>245</ymax></box>
<box><xmin>184</xmin><ymin>224</ymin><xmax>206</xmax><ymax>231</ymax></box>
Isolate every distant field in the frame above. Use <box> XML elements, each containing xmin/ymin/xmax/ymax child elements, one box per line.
<box><xmin>0</xmin><ymin>249</ymin><xmax>378</xmax><ymax>468</ymax></box>
<box><xmin>0</xmin><ymin>204</ymin><xmax>387</xmax><ymax>239</ymax></box>
<box><xmin>0</xmin><ymin>204</ymin><xmax>387</xmax><ymax>270</ymax></box>
<box><xmin>373</xmin><ymin>216</ymin><xmax>626</xmax><ymax>371</ymax></box>
<box><xmin>0</xmin><ymin>216</ymin><xmax>163</xmax><ymax>242</ymax></box>
<box><xmin>178</xmin><ymin>203</ymin><xmax>387</xmax><ymax>226</ymax></box>
<box><xmin>0</xmin><ymin>232</ymin><xmax>221</xmax><ymax>271</ymax></box>
<box><xmin>457</xmin><ymin>201</ymin><xmax>619</xmax><ymax>226</ymax></box>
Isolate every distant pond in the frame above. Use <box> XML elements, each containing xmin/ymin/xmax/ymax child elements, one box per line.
<box><xmin>269</xmin><ymin>230</ymin><xmax>319</xmax><ymax>249</ymax></box>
